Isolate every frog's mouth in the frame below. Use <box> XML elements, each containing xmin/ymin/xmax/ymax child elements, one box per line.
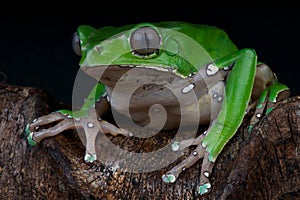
<box><xmin>81</xmin><ymin>65</ymin><xmax>183</xmax><ymax>88</ymax></box>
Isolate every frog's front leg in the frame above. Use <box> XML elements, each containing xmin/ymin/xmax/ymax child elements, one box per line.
<box><xmin>26</xmin><ymin>83</ymin><xmax>131</xmax><ymax>163</ymax></box>
<box><xmin>163</xmin><ymin>48</ymin><xmax>259</xmax><ymax>195</ymax></box>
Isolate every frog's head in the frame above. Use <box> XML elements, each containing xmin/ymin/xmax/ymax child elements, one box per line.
<box><xmin>72</xmin><ymin>22</ymin><xmax>212</xmax><ymax>85</ymax></box>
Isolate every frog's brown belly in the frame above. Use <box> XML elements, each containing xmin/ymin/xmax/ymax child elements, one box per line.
<box><xmin>96</xmin><ymin>65</ymin><xmax>224</xmax><ymax>130</ymax></box>
<box><xmin>109</xmin><ymin>91</ymin><xmax>217</xmax><ymax>130</ymax></box>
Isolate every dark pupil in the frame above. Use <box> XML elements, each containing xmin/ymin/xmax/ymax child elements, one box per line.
<box><xmin>144</xmin><ymin>32</ymin><xmax>150</xmax><ymax>49</ymax></box>
<box><xmin>130</xmin><ymin>27</ymin><xmax>160</xmax><ymax>55</ymax></box>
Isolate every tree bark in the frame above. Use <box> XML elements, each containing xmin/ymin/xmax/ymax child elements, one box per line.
<box><xmin>0</xmin><ymin>83</ymin><xmax>299</xmax><ymax>199</ymax></box>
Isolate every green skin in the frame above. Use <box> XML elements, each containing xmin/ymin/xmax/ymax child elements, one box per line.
<box><xmin>26</xmin><ymin>21</ymin><xmax>289</xmax><ymax>195</ymax></box>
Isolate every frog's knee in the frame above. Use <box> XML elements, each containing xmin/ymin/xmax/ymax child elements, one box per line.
<box><xmin>240</xmin><ymin>48</ymin><xmax>256</xmax><ymax>57</ymax></box>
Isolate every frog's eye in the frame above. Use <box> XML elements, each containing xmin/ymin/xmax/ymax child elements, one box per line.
<box><xmin>130</xmin><ymin>27</ymin><xmax>161</xmax><ymax>56</ymax></box>
<box><xmin>72</xmin><ymin>32</ymin><xmax>81</xmax><ymax>56</ymax></box>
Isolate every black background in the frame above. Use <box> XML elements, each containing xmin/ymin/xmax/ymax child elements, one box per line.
<box><xmin>1</xmin><ymin>5</ymin><xmax>299</xmax><ymax>104</ymax></box>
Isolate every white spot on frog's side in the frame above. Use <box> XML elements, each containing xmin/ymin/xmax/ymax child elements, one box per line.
<box><xmin>204</xmin><ymin>172</ymin><xmax>210</xmax><ymax>178</ymax></box>
<box><xmin>74</xmin><ymin>118</ymin><xmax>81</xmax><ymax>122</ymax></box>
<box><xmin>212</xmin><ymin>92</ymin><xmax>223</xmax><ymax>102</ymax></box>
<box><xmin>32</xmin><ymin>118</ymin><xmax>37</xmax><ymax>123</ymax></box>
<box><xmin>203</xmin><ymin>131</ymin><xmax>207</xmax><ymax>135</ymax></box>
<box><xmin>223</xmin><ymin>66</ymin><xmax>229</xmax><ymax>71</ymax></box>
<box><xmin>67</xmin><ymin>115</ymin><xmax>73</xmax><ymax>119</ymax></box>
<box><xmin>87</xmin><ymin>122</ymin><xmax>94</xmax><ymax>128</ymax></box>
<box><xmin>193</xmin><ymin>151</ymin><xmax>198</xmax><ymax>156</ymax></box>
<box><xmin>107</xmin><ymin>95</ymin><xmax>110</xmax><ymax>102</ymax></box>
<box><xmin>256</xmin><ymin>113</ymin><xmax>262</xmax><ymax>118</ymax></box>
<box><xmin>182</xmin><ymin>83</ymin><xmax>195</xmax><ymax>94</ymax></box>
<box><xmin>206</xmin><ymin>64</ymin><xmax>219</xmax><ymax>76</ymax></box>
<box><xmin>217</xmin><ymin>96</ymin><xmax>223</xmax><ymax>102</ymax></box>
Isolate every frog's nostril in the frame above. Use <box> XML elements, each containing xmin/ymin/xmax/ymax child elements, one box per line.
<box><xmin>130</xmin><ymin>27</ymin><xmax>161</xmax><ymax>56</ymax></box>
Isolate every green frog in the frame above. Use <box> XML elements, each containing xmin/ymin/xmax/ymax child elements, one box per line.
<box><xmin>25</xmin><ymin>21</ymin><xmax>290</xmax><ymax>195</ymax></box>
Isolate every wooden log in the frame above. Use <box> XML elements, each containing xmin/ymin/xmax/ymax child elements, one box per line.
<box><xmin>0</xmin><ymin>84</ymin><xmax>83</xmax><ymax>199</ymax></box>
<box><xmin>0</xmin><ymin>83</ymin><xmax>299</xmax><ymax>199</ymax></box>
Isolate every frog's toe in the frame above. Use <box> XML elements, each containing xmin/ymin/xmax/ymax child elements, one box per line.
<box><xmin>27</xmin><ymin>132</ymin><xmax>37</xmax><ymax>146</ymax></box>
<box><xmin>84</xmin><ymin>153</ymin><xmax>97</xmax><ymax>163</ymax></box>
<box><xmin>163</xmin><ymin>140</ymin><xmax>207</xmax><ymax>185</ymax></box>
<box><xmin>162</xmin><ymin>173</ymin><xmax>177</xmax><ymax>183</ymax></box>
<box><xmin>197</xmin><ymin>151</ymin><xmax>215</xmax><ymax>195</ymax></box>
<box><xmin>28</xmin><ymin>112</ymin><xmax>67</xmax><ymax>131</ymax></box>
<box><xmin>99</xmin><ymin>120</ymin><xmax>133</xmax><ymax>137</ymax></box>
<box><xmin>164</xmin><ymin>137</ymin><xmax>216</xmax><ymax>196</ymax></box>
<box><xmin>171</xmin><ymin>134</ymin><xmax>205</xmax><ymax>152</ymax></box>
<box><xmin>25</xmin><ymin>123</ymin><xmax>31</xmax><ymax>135</ymax></box>
<box><xmin>27</xmin><ymin>117</ymin><xmax>76</xmax><ymax>145</ymax></box>
<box><xmin>198</xmin><ymin>182</ymin><xmax>212</xmax><ymax>195</ymax></box>
<box><xmin>171</xmin><ymin>139</ymin><xmax>192</xmax><ymax>152</ymax></box>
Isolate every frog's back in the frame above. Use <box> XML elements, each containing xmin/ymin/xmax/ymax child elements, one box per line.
<box><xmin>153</xmin><ymin>21</ymin><xmax>239</xmax><ymax>60</ymax></box>
<box><xmin>93</xmin><ymin>21</ymin><xmax>238</xmax><ymax>61</ymax></box>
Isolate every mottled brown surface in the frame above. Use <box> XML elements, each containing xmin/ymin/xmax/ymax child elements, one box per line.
<box><xmin>0</xmin><ymin>84</ymin><xmax>83</xmax><ymax>199</ymax></box>
<box><xmin>0</xmin><ymin>83</ymin><xmax>299</xmax><ymax>199</ymax></box>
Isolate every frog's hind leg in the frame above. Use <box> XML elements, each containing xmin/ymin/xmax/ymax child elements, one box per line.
<box><xmin>247</xmin><ymin>63</ymin><xmax>290</xmax><ymax>131</ymax></box>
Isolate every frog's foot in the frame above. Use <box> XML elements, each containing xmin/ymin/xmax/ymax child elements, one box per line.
<box><xmin>248</xmin><ymin>83</ymin><xmax>290</xmax><ymax>132</ymax></box>
<box><xmin>26</xmin><ymin>112</ymin><xmax>76</xmax><ymax>145</ymax></box>
<box><xmin>162</xmin><ymin>133</ymin><xmax>214</xmax><ymax>195</ymax></box>
<box><xmin>26</xmin><ymin>110</ymin><xmax>132</xmax><ymax>163</ymax></box>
